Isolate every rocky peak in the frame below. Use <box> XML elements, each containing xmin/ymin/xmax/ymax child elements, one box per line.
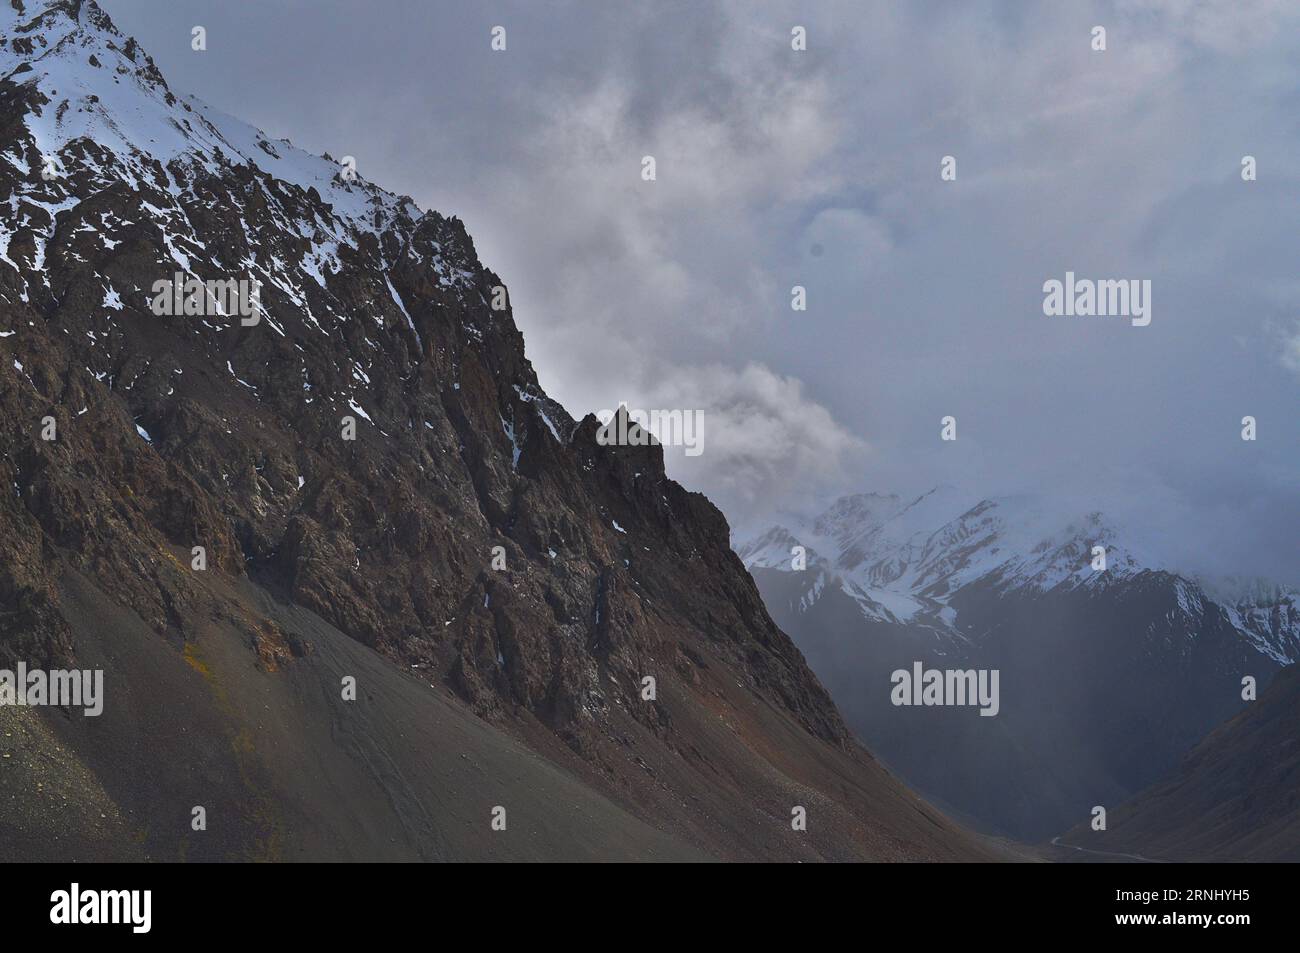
<box><xmin>1</xmin><ymin>0</ymin><xmax>853</xmax><ymax>764</ymax></box>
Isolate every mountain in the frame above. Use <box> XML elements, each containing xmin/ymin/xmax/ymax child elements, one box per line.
<box><xmin>0</xmin><ymin>0</ymin><xmax>1010</xmax><ymax>861</ymax></box>
<box><xmin>1055</xmin><ymin>662</ymin><xmax>1300</xmax><ymax>862</ymax></box>
<box><xmin>737</xmin><ymin>487</ymin><xmax>1298</xmax><ymax>841</ymax></box>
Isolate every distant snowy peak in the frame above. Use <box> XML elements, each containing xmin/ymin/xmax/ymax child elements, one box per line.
<box><xmin>1203</xmin><ymin>577</ymin><xmax>1300</xmax><ymax>664</ymax></box>
<box><xmin>810</xmin><ymin>491</ymin><xmax>905</xmax><ymax>543</ymax></box>
<box><xmin>737</xmin><ymin>487</ymin><xmax>1300</xmax><ymax>662</ymax></box>
<box><xmin>750</xmin><ymin>487</ymin><xmax>1147</xmax><ymax>596</ymax></box>
<box><xmin>734</xmin><ymin>525</ymin><xmax>824</xmax><ymax>572</ymax></box>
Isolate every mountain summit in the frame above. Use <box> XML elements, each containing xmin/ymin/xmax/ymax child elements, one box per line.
<box><xmin>739</xmin><ymin>487</ymin><xmax>1299</xmax><ymax>661</ymax></box>
<box><xmin>0</xmin><ymin>0</ymin><xmax>1005</xmax><ymax>860</ymax></box>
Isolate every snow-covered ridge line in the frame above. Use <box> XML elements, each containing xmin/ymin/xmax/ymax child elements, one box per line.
<box><xmin>1</xmin><ymin>0</ymin><xmax>475</xmax><ymax>299</ymax></box>
<box><xmin>735</xmin><ymin>486</ymin><xmax>1300</xmax><ymax>662</ymax></box>
<box><xmin>0</xmin><ymin>0</ymin><xmax>511</xmax><ymax>435</ymax></box>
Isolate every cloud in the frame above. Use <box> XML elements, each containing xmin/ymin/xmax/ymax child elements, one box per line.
<box><xmin>643</xmin><ymin>363</ymin><xmax>866</xmax><ymax>523</ymax></box>
<box><xmin>1118</xmin><ymin>0</ymin><xmax>1299</xmax><ymax>52</ymax></box>
<box><xmin>1278</xmin><ymin>320</ymin><xmax>1300</xmax><ymax>375</ymax></box>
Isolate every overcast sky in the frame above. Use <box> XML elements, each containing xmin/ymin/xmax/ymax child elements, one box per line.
<box><xmin>99</xmin><ymin>0</ymin><xmax>1300</xmax><ymax>579</ymax></box>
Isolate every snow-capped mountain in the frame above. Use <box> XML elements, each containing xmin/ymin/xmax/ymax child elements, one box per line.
<box><xmin>737</xmin><ymin>487</ymin><xmax>1297</xmax><ymax>840</ymax></box>
<box><xmin>737</xmin><ymin>486</ymin><xmax>1300</xmax><ymax>664</ymax></box>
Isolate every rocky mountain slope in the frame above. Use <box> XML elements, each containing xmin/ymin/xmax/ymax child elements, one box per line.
<box><xmin>0</xmin><ymin>0</ymin><xmax>1006</xmax><ymax>861</ymax></box>
<box><xmin>737</xmin><ymin>486</ymin><xmax>1297</xmax><ymax>840</ymax></box>
<box><xmin>1056</xmin><ymin>662</ymin><xmax>1300</xmax><ymax>862</ymax></box>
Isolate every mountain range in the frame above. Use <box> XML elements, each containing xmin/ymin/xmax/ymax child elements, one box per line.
<box><xmin>737</xmin><ymin>485</ymin><xmax>1299</xmax><ymax>841</ymax></box>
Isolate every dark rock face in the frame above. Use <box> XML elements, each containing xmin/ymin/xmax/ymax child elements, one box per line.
<box><xmin>0</xmin><ymin>1</ymin><xmax>997</xmax><ymax>860</ymax></box>
<box><xmin>751</xmin><ymin>564</ymin><xmax>1277</xmax><ymax>842</ymax></box>
<box><xmin>0</xmin><ymin>0</ymin><xmax>839</xmax><ymax>739</ymax></box>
